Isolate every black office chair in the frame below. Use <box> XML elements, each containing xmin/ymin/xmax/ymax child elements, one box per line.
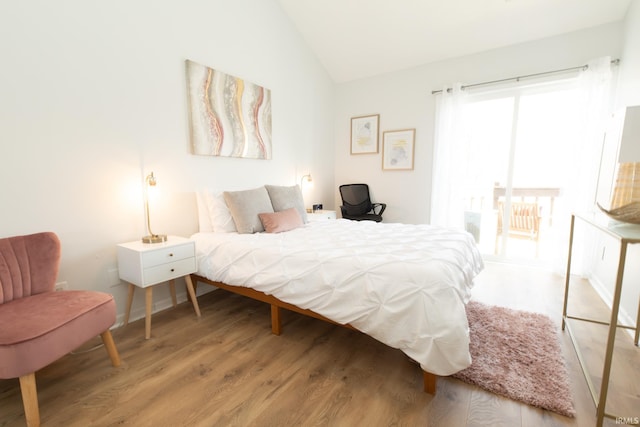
<box><xmin>339</xmin><ymin>183</ymin><xmax>386</xmax><ymax>222</ymax></box>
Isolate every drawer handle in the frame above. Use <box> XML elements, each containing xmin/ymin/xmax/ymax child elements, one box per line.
<box><xmin>170</xmin><ymin>268</ymin><xmax>175</xmax><ymax>272</ymax></box>
<box><xmin>169</xmin><ymin>253</ymin><xmax>174</xmax><ymax>257</ymax></box>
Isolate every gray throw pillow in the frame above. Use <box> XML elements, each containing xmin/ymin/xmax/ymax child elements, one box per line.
<box><xmin>223</xmin><ymin>186</ymin><xmax>274</xmax><ymax>233</ymax></box>
<box><xmin>265</xmin><ymin>184</ymin><xmax>308</xmax><ymax>223</ymax></box>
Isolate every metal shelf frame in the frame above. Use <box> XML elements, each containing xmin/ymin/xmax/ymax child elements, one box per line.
<box><xmin>562</xmin><ymin>212</ymin><xmax>640</xmax><ymax>426</ymax></box>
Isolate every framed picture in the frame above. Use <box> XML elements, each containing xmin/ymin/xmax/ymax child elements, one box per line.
<box><xmin>382</xmin><ymin>129</ymin><xmax>415</xmax><ymax>170</ymax></box>
<box><xmin>350</xmin><ymin>114</ymin><xmax>380</xmax><ymax>154</ymax></box>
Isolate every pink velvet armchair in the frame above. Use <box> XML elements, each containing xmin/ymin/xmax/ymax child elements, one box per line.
<box><xmin>0</xmin><ymin>232</ymin><xmax>121</xmax><ymax>427</ymax></box>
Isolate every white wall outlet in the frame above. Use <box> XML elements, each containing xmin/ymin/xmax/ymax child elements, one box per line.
<box><xmin>107</xmin><ymin>268</ymin><xmax>121</xmax><ymax>287</ymax></box>
<box><xmin>55</xmin><ymin>281</ymin><xmax>68</xmax><ymax>291</ymax></box>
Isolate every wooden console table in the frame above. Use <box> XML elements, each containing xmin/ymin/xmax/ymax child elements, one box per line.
<box><xmin>562</xmin><ymin>212</ymin><xmax>640</xmax><ymax>426</ymax></box>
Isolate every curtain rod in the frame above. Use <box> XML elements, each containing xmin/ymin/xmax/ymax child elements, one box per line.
<box><xmin>431</xmin><ymin>58</ymin><xmax>620</xmax><ymax>95</ymax></box>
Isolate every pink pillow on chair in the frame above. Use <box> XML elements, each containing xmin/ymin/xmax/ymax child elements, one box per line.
<box><xmin>259</xmin><ymin>207</ymin><xmax>303</xmax><ymax>233</ymax></box>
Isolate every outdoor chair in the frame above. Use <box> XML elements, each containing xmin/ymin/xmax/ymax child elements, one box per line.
<box><xmin>496</xmin><ymin>201</ymin><xmax>541</xmax><ymax>257</ymax></box>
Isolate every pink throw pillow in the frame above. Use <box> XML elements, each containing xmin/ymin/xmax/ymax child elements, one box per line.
<box><xmin>259</xmin><ymin>207</ymin><xmax>303</xmax><ymax>233</ymax></box>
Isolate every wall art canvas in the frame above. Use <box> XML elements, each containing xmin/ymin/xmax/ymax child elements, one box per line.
<box><xmin>382</xmin><ymin>129</ymin><xmax>415</xmax><ymax>170</ymax></box>
<box><xmin>185</xmin><ymin>59</ymin><xmax>272</xmax><ymax>159</ymax></box>
<box><xmin>350</xmin><ymin>114</ymin><xmax>379</xmax><ymax>154</ymax></box>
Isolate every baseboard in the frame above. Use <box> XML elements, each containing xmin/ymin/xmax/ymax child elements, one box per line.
<box><xmin>587</xmin><ymin>274</ymin><xmax>636</xmax><ymax>341</ymax></box>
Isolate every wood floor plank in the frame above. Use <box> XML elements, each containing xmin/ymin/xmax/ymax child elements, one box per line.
<box><xmin>467</xmin><ymin>389</ymin><xmax>521</xmax><ymax>427</ymax></box>
<box><xmin>427</xmin><ymin>377</ymin><xmax>472</xmax><ymax>426</ymax></box>
<box><xmin>1</xmin><ymin>262</ymin><xmax>637</xmax><ymax>426</ymax></box>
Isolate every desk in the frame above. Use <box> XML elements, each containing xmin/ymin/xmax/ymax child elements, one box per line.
<box><xmin>562</xmin><ymin>212</ymin><xmax>640</xmax><ymax>426</ymax></box>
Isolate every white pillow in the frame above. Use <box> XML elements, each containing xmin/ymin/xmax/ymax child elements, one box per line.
<box><xmin>200</xmin><ymin>189</ymin><xmax>237</xmax><ymax>233</ymax></box>
<box><xmin>207</xmin><ymin>191</ymin><xmax>237</xmax><ymax>233</ymax></box>
<box><xmin>196</xmin><ymin>190</ymin><xmax>214</xmax><ymax>232</ymax></box>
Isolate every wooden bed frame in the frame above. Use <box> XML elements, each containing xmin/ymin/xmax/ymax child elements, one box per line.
<box><xmin>190</xmin><ymin>274</ymin><xmax>438</xmax><ymax>394</ymax></box>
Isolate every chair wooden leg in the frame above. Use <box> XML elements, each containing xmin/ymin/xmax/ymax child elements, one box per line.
<box><xmin>101</xmin><ymin>330</ymin><xmax>121</xmax><ymax>367</ymax></box>
<box><xmin>19</xmin><ymin>373</ymin><xmax>40</xmax><ymax>427</ymax></box>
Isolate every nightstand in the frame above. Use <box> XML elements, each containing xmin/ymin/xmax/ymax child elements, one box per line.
<box><xmin>116</xmin><ymin>236</ymin><xmax>201</xmax><ymax>339</ymax></box>
<box><xmin>307</xmin><ymin>210</ymin><xmax>336</xmax><ymax>222</ymax></box>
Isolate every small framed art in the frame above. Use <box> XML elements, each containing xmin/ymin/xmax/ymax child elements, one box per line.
<box><xmin>350</xmin><ymin>114</ymin><xmax>380</xmax><ymax>154</ymax></box>
<box><xmin>382</xmin><ymin>129</ymin><xmax>415</xmax><ymax>170</ymax></box>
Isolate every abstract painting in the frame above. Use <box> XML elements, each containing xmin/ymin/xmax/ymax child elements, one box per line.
<box><xmin>185</xmin><ymin>59</ymin><xmax>272</xmax><ymax>159</ymax></box>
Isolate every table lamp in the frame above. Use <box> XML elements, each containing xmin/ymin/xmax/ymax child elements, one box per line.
<box><xmin>300</xmin><ymin>173</ymin><xmax>313</xmax><ymax>189</ymax></box>
<box><xmin>142</xmin><ymin>172</ymin><xmax>167</xmax><ymax>243</ymax></box>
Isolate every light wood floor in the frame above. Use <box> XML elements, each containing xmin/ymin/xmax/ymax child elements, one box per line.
<box><xmin>1</xmin><ymin>262</ymin><xmax>638</xmax><ymax>426</ymax></box>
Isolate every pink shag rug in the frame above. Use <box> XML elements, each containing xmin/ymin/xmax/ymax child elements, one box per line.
<box><xmin>452</xmin><ymin>301</ymin><xmax>576</xmax><ymax>417</ymax></box>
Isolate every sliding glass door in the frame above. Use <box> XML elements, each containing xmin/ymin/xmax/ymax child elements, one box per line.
<box><xmin>432</xmin><ymin>58</ymin><xmax>614</xmax><ymax>272</ymax></box>
<box><xmin>461</xmin><ymin>82</ymin><xmax>581</xmax><ymax>265</ymax></box>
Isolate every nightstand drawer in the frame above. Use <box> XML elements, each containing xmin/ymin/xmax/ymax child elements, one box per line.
<box><xmin>141</xmin><ymin>243</ymin><xmax>195</xmax><ymax>267</ymax></box>
<box><xmin>143</xmin><ymin>257</ymin><xmax>196</xmax><ymax>286</ymax></box>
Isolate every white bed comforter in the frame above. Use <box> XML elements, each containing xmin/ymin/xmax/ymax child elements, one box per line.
<box><xmin>192</xmin><ymin>219</ymin><xmax>484</xmax><ymax>375</ymax></box>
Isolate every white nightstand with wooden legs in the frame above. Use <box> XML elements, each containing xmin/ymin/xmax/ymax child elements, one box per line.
<box><xmin>307</xmin><ymin>210</ymin><xmax>337</xmax><ymax>222</ymax></box>
<box><xmin>117</xmin><ymin>236</ymin><xmax>201</xmax><ymax>339</ymax></box>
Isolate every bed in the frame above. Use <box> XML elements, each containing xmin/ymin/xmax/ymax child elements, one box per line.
<box><xmin>190</xmin><ymin>185</ymin><xmax>484</xmax><ymax>393</ymax></box>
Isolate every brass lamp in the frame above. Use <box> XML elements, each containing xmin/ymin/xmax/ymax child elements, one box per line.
<box><xmin>142</xmin><ymin>172</ymin><xmax>167</xmax><ymax>243</ymax></box>
<box><xmin>300</xmin><ymin>174</ymin><xmax>313</xmax><ymax>213</ymax></box>
<box><xmin>300</xmin><ymin>173</ymin><xmax>313</xmax><ymax>189</ymax></box>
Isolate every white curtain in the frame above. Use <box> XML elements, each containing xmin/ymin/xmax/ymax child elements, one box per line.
<box><xmin>553</xmin><ymin>56</ymin><xmax>614</xmax><ymax>273</ymax></box>
<box><xmin>430</xmin><ymin>83</ymin><xmax>468</xmax><ymax>227</ymax></box>
<box><xmin>430</xmin><ymin>58</ymin><xmax>614</xmax><ymax>272</ymax></box>
<box><xmin>567</xmin><ymin>56</ymin><xmax>613</xmax><ymax>213</ymax></box>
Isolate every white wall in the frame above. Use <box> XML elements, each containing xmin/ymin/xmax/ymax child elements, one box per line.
<box><xmin>618</xmin><ymin>0</ymin><xmax>640</xmax><ymax>108</ymax></box>
<box><xmin>0</xmin><ymin>0</ymin><xmax>335</xmax><ymax>322</ymax></box>
<box><xmin>333</xmin><ymin>23</ymin><xmax>624</xmax><ymax>224</ymax></box>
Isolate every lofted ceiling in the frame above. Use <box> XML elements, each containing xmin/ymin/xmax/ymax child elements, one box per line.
<box><xmin>277</xmin><ymin>0</ymin><xmax>631</xmax><ymax>83</ymax></box>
